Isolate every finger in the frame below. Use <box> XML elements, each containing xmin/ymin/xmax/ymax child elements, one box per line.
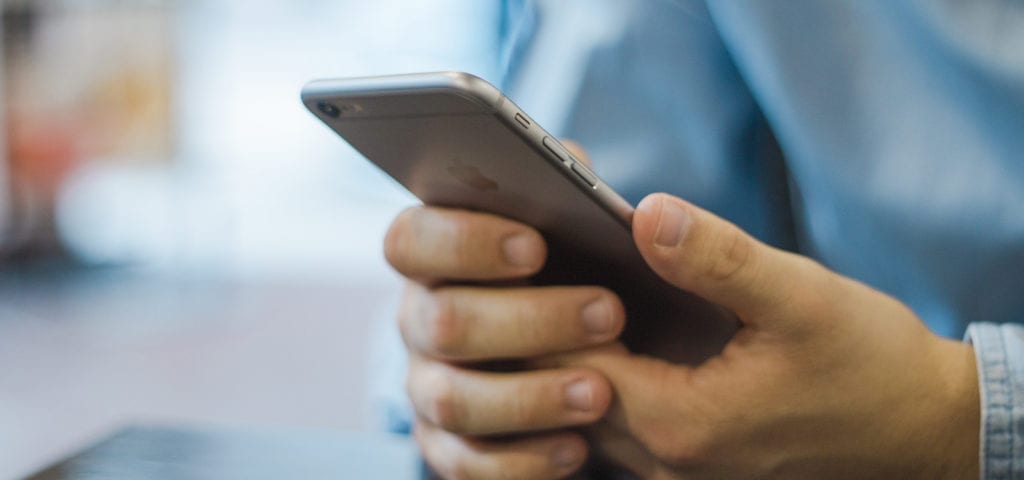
<box><xmin>544</xmin><ymin>346</ymin><xmax>705</xmax><ymax>468</ymax></box>
<box><xmin>407</xmin><ymin>355</ymin><xmax>612</xmax><ymax>436</ymax></box>
<box><xmin>560</xmin><ymin>139</ymin><xmax>591</xmax><ymax>167</ymax></box>
<box><xmin>400</xmin><ymin>284</ymin><xmax>625</xmax><ymax>361</ymax></box>
<box><xmin>415</xmin><ymin>420</ymin><xmax>588</xmax><ymax>480</ymax></box>
<box><xmin>385</xmin><ymin>206</ymin><xmax>547</xmax><ymax>282</ymax></box>
<box><xmin>632</xmin><ymin>193</ymin><xmax>833</xmax><ymax>326</ymax></box>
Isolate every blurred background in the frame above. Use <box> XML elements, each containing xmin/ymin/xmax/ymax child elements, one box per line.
<box><xmin>0</xmin><ymin>0</ymin><xmax>517</xmax><ymax>477</ymax></box>
<box><xmin>2</xmin><ymin>0</ymin><xmax>1016</xmax><ymax>476</ymax></box>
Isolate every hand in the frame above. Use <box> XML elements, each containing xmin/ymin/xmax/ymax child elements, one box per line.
<box><xmin>546</xmin><ymin>193</ymin><xmax>981</xmax><ymax>479</ymax></box>
<box><xmin>385</xmin><ymin>203</ymin><xmax>626</xmax><ymax>479</ymax></box>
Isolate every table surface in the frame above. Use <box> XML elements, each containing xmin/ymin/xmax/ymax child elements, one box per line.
<box><xmin>22</xmin><ymin>425</ymin><xmax>424</xmax><ymax>480</ymax></box>
<box><xmin>0</xmin><ymin>265</ymin><xmax>402</xmax><ymax>478</ymax></box>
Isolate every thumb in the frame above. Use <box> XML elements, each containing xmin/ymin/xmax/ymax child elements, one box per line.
<box><xmin>633</xmin><ymin>193</ymin><xmax>828</xmax><ymax>326</ymax></box>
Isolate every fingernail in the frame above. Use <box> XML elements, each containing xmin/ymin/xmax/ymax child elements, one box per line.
<box><xmin>565</xmin><ymin>379</ymin><xmax>594</xmax><ymax>412</ymax></box>
<box><xmin>552</xmin><ymin>444</ymin><xmax>581</xmax><ymax>469</ymax></box>
<box><xmin>582</xmin><ymin>298</ymin><xmax>613</xmax><ymax>337</ymax></box>
<box><xmin>653</xmin><ymin>198</ymin><xmax>690</xmax><ymax>247</ymax></box>
<box><xmin>502</xmin><ymin>232</ymin><xmax>539</xmax><ymax>268</ymax></box>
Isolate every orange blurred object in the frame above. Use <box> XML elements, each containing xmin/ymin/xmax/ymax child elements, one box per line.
<box><xmin>9</xmin><ymin>113</ymin><xmax>80</xmax><ymax>200</ymax></box>
<box><xmin>1</xmin><ymin>2</ymin><xmax>175</xmax><ymax>258</ymax></box>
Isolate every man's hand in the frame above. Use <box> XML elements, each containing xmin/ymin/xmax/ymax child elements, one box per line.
<box><xmin>385</xmin><ymin>140</ymin><xmax>980</xmax><ymax>479</ymax></box>
<box><xmin>543</xmin><ymin>193</ymin><xmax>981</xmax><ymax>479</ymax></box>
<box><xmin>386</xmin><ymin>205</ymin><xmax>626</xmax><ymax>479</ymax></box>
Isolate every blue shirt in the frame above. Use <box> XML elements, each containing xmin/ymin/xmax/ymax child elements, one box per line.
<box><xmin>494</xmin><ymin>1</ymin><xmax>1024</xmax><ymax>477</ymax></box>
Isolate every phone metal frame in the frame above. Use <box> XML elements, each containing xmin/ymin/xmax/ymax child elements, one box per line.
<box><xmin>302</xmin><ymin>72</ymin><xmax>634</xmax><ymax>228</ymax></box>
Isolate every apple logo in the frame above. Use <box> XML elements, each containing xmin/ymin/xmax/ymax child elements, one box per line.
<box><xmin>446</xmin><ymin>159</ymin><xmax>499</xmax><ymax>191</ymax></box>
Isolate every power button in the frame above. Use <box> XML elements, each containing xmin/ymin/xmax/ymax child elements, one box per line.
<box><xmin>571</xmin><ymin>162</ymin><xmax>598</xmax><ymax>188</ymax></box>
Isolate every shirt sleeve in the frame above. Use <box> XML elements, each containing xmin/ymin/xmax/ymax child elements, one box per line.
<box><xmin>966</xmin><ymin>323</ymin><xmax>1024</xmax><ymax>479</ymax></box>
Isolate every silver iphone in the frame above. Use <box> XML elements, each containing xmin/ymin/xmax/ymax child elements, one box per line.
<box><xmin>302</xmin><ymin>72</ymin><xmax>735</xmax><ymax>363</ymax></box>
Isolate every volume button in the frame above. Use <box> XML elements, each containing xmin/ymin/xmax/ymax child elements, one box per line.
<box><xmin>571</xmin><ymin>162</ymin><xmax>598</xmax><ymax>188</ymax></box>
<box><xmin>542</xmin><ymin>136</ymin><xmax>570</xmax><ymax>164</ymax></box>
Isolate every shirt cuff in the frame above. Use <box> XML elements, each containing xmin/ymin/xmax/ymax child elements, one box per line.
<box><xmin>965</xmin><ymin>322</ymin><xmax>1024</xmax><ymax>479</ymax></box>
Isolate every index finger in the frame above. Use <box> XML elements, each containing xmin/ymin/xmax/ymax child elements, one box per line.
<box><xmin>385</xmin><ymin>206</ymin><xmax>547</xmax><ymax>283</ymax></box>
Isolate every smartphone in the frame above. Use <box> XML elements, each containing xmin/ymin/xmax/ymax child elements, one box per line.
<box><xmin>302</xmin><ymin>72</ymin><xmax>735</xmax><ymax>363</ymax></box>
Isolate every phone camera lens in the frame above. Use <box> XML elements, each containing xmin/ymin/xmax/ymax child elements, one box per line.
<box><xmin>317</xmin><ymin>101</ymin><xmax>341</xmax><ymax>118</ymax></box>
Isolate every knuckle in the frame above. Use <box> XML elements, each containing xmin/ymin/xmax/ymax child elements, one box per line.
<box><xmin>408</xmin><ymin>362</ymin><xmax>466</xmax><ymax>433</ymax></box>
<box><xmin>412</xmin><ymin>422</ymin><xmax>437</xmax><ymax>460</ymax></box>
<box><xmin>396</xmin><ymin>285</ymin><xmax>419</xmax><ymax>345</ymax></box>
<box><xmin>383</xmin><ymin>207</ymin><xmax>419</xmax><ymax>272</ymax></box>
<box><xmin>698</xmin><ymin>225</ymin><xmax>755</xmax><ymax>284</ymax></box>
<box><xmin>415</xmin><ymin>422</ymin><xmax>477</xmax><ymax>480</ymax></box>
<box><xmin>426</xmin><ymin>370</ymin><xmax>465</xmax><ymax>432</ymax></box>
<box><xmin>424</xmin><ymin>292</ymin><xmax>466</xmax><ymax>358</ymax></box>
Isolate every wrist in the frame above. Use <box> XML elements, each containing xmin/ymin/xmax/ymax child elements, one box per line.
<box><xmin>920</xmin><ymin>338</ymin><xmax>980</xmax><ymax>480</ymax></box>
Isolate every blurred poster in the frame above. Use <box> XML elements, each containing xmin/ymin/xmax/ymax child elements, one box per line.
<box><xmin>1</xmin><ymin>0</ymin><xmax>176</xmax><ymax>258</ymax></box>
